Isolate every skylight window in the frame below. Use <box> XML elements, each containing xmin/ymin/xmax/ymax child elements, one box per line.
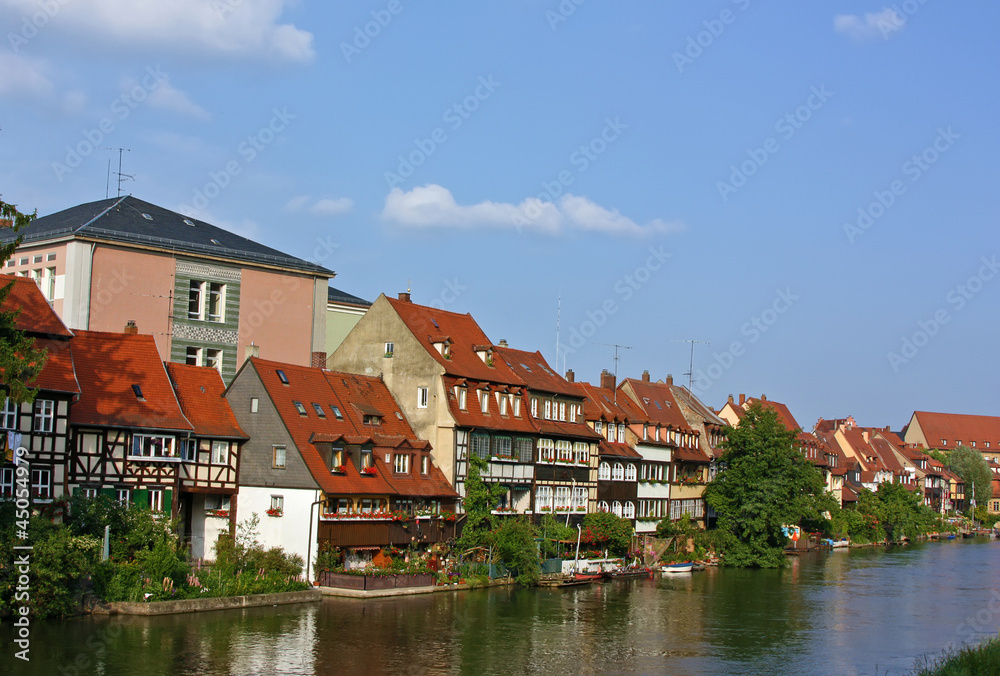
<box><xmin>430</xmin><ymin>318</ymin><xmax>439</xmax><ymax>328</ymax></box>
<box><xmin>293</xmin><ymin>401</ymin><xmax>307</xmax><ymax>416</ymax></box>
<box><xmin>132</xmin><ymin>384</ymin><xmax>144</xmax><ymax>400</ymax></box>
<box><xmin>521</xmin><ymin>364</ymin><xmax>532</xmax><ymax>372</ymax></box>
<box><xmin>183</xmin><ymin>219</ymin><xmax>196</xmax><ymax>226</ymax></box>
<box><xmin>276</xmin><ymin>370</ymin><xmax>289</xmax><ymax>384</ymax></box>
<box><xmin>654</xmin><ymin>401</ymin><xmax>661</xmax><ymax>409</ymax></box>
<box><xmin>330</xmin><ymin>405</ymin><xmax>343</xmax><ymax>420</ymax></box>
<box><xmin>210</xmin><ymin>238</ymin><xmax>222</xmax><ymax>245</ymax></box>
<box><xmin>313</xmin><ymin>403</ymin><xmax>326</xmax><ymax>417</ymax></box>
<box><xmin>141</xmin><ymin>213</ymin><xmax>153</xmax><ymax>221</ymax></box>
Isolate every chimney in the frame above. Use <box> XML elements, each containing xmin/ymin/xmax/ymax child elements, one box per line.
<box><xmin>600</xmin><ymin>369</ymin><xmax>616</xmax><ymax>390</ymax></box>
<box><xmin>641</xmin><ymin>370</ymin><xmax>650</xmax><ymax>383</ymax></box>
<box><xmin>565</xmin><ymin>369</ymin><xmax>575</xmax><ymax>382</ymax></box>
<box><xmin>760</xmin><ymin>393</ymin><xmax>767</xmax><ymax>402</ymax></box>
<box><xmin>398</xmin><ymin>291</ymin><xmax>411</xmax><ymax>302</ymax></box>
<box><xmin>498</xmin><ymin>339</ymin><xmax>508</xmax><ymax>348</ymax></box>
<box><xmin>311</xmin><ymin>351</ymin><xmax>326</xmax><ymax>368</ymax></box>
<box><xmin>245</xmin><ymin>342</ymin><xmax>260</xmax><ymax>362</ymax></box>
<box><xmin>665</xmin><ymin>374</ymin><xmax>673</xmax><ymax>386</ymax></box>
<box><xmin>739</xmin><ymin>393</ymin><xmax>746</xmax><ymax>406</ymax></box>
<box><xmin>123</xmin><ymin>320</ymin><xmax>138</xmax><ymax>335</ymax></box>
<box><xmin>862</xmin><ymin>430</ymin><xmax>870</xmax><ymax>444</ymax></box>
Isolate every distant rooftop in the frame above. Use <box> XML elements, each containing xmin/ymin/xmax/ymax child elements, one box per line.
<box><xmin>1</xmin><ymin>195</ymin><xmax>334</xmax><ymax>277</ymax></box>
<box><xmin>327</xmin><ymin>286</ymin><xmax>372</xmax><ymax>307</ymax></box>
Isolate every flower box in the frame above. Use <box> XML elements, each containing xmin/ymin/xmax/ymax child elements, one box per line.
<box><xmin>360</xmin><ymin>466</ymin><xmax>377</xmax><ymax>476</ymax></box>
<box><xmin>265</xmin><ymin>508</ymin><xmax>283</xmax><ymax>517</ymax></box>
<box><xmin>207</xmin><ymin>509</ymin><xmax>230</xmax><ymax>518</ymax></box>
<box><xmin>332</xmin><ymin>464</ymin><xmax>346</xmax><ymax>474</ymax></box>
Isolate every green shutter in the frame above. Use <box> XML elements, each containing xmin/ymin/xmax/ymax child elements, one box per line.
<box><xmin>134</xmin><ymin>489</ymin><xmax>149</xmax><ymax>509</ymax></box>
<box><xmin>164</xmin><ymin>489</ymin><xmax>173</xmax><ymax>514</ymax></box>
<box><xmin>100</xmin><ymin>487</ymin><xmax>115</xmax><ymax>500</ymax></box>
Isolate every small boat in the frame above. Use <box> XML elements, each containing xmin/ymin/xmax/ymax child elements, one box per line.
<box><xmin>573</xmin><ymin>571</ymin><xmax>603</xmax><ymax>582</ymax></box>
<box><xmin>603</xmin><ymin>567</ymin><xmax>652</xmax><ymax>580</ymax></box>
<box><xmin>946</xmin><ymin>534</ymin><xmax>957</xmax><ymax>540</ymax></box>
<box><xmin>538</xmin><ymin>576</ymin><xmax>596</xmax><ymax>588</ymax></box>
<box><xmin>662</xmin><ymin>562</ymin><xmax>693</xmax><ymax>573</ymax></box>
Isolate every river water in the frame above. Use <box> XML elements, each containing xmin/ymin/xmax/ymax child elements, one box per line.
<box><xmin>4</xmin><ymin>538</ymin><xmax>999</xmax><ymax>675</ymax></box>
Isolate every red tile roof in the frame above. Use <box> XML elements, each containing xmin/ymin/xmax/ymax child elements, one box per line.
<box><xmin>166</xmin><ymin>363</ymin><xmax>247</xmax><ymax>440</ymax></box>
<box><xmin>29</xmin><ymin>338</ymin><xmax>80</xmax><ymax>395</ymax></box>
<box><xmin>910</xmin><ymin>411</ymin><xmax>1000</xmax><ymax>450</ymax></box>
<box><xmin>387</xmin><ymin>297</ymin><xmax>524</xmax><ymax>385</ymax></box>
<box><xmin>444</xmin><ymin>377</ymin><xmax>538</xmax><ymax>434</ymax></box>
<box><xmin>574</xmin><ymin>381</ymin><xmax>647</xmax><ymax>424</ymax></box>
<box><xmin>493</xmin><ymin>346</ymin><xmax>580</xmax><ymax>398</ymax></box>
<box><xmin>0</xmin><ymin>274</ymin><xmax>73</xmax><ymax>337</ymax></box>
<box><xmin>598</xmin><ymin>440</ymin><xmax>642</xmax><ymax>459</ymax></box>
<box><xmin>69</xmin><ymin>330</ymin><xmax>192</xmax><ymax>431</ymax></box>
<box><xmin>619</xmin><ymin>378</ymin><xmax>696</xmax><ymax>433</ymax></box>
<box><xmin>249</xmin><ymin>358</ymin><xmax>455</xmax><ymax>499</ymax></box>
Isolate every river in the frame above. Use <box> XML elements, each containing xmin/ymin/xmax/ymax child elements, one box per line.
<box><xmin>4</xmin><ymin>538</ymin><xmax>999</xmax><ymax>675</ymax></box>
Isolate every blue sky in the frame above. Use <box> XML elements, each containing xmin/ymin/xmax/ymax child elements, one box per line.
<box><xmin>2</xmin><ymin>1</ymin><xmax>998</xmax><ymax>431</ymax></box>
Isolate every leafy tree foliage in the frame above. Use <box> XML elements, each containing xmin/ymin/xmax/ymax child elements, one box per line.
<box><xmin>491</xmin><ymin>517</ymin><xmax>540</xmax><ymax>587</ymax></box>
<box><xmin>0</xmin><ymin>195</ymin><xmax>47</xmax><ymax>404</ymax></box>
<box><xmin>580</xmin><ymin>511</ymin><xmax>633</xmax><ymax>556</ymax></box>
<box><xmin>456</xmin><ymin>454</ymin><xmax>505</xmax><ymax>551</ymax></box>
<box><xmin>704</xmin><ymin>402</ymin><xmax>832</xmax><ymax>568</ymax></box>
<box><xmin>947</xmin><ymin>445</ymin><xmax>993</xmax><ymax>511</ymax></box>
<box><xmin>536</xmin><ymin>512</ymin><xmax>574</xmax><ymax>559</ymax></box>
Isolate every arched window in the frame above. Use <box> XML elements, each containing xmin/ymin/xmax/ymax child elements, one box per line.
<box><xmin>598</xmin><ymin>501</ymin><xmax>610</xmax><ymax>513</ymax></box>
<box><xmin>624</xmin><ymin>464</ymin><xmax>637</xmax><ymax>482</ymax></box>
<box><xmin>612</xmin><ymin>463</ymin><xmax>624</xmax><ymax>481</ymax></box>
<box><xmin>623</xmin><ymin>502</ymin><xmax>635</xmax><ymax>519</ymax></box>
<box><xmin>612</xmin><ymin>501</ymin><xmax>623</xmax><ymax>517</ymax></box>
<box><xmin>599</xmin><ymin>462</ymin><xmax>611</xmax><ymax>481</ymax></box>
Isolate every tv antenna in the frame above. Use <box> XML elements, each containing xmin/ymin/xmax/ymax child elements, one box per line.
<box><xmin>596</xmin><ymin>342</ymin><xmax>631</xmax><ymax>402</ymax></box>
<box><xmin>102</xmin><ymin>148</ymin><xmax>133</xmax><ymax>197</ymax></box>
<box><xmin>671</xmin><ymin>339</ymin><xmax>709</xmax><ymax>392</ymax></box>
<box><xmin>555</xmin><ymin>292</ymin><xmax>561</xmax><ymax>374</ymax></box>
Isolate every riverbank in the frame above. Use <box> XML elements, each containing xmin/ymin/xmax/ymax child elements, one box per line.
<box><xmin>914</xmin><ymin>635</ymin><xmax>1000</xmax><ymax>675</ymax></box>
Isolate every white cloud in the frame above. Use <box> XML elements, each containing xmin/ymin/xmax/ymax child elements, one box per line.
<box><xmin>834</xmin><ymin>9</ymin><xmax>904</xmax><ymax>42</ymax></box>
<box><xmin>381</xmin><ymin>184</ymin><xmax>683</xmax><ymax>238</ymax></box>
<box><xmin>311</xmin><ymin>197</ymin><xmax>353</xmax><ymax>216</ymax></box>
<box><xmin>147</xmin><ymin>80</ymin><xmax>210</xmax><ymax>120</ymax></box>
<box><xmin>283</xmin><ymin>195</ymin><xmax>353</xmax><ymax>217</ymax></box>
<box><xmin>0</xmin><ymin>53</ymin><xmax>54</xmax><ymax>98</ymax></box>
<box><xmin>0</xmin><ymin>0</ymin><xmax>314</xmax><ymax>62</ymax></box>
<box><xmin>176</xmin><ymin>205</ymin><xmax>262</xmax><ymax>242</ymax></box>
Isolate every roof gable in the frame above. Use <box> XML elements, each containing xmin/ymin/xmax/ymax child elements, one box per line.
<box><xmin>0</xmin><ymin>274</ymin><xmax>73</xmax><ymax>338</ymax></box>
<box><xmin>166</xmin><ymin>363</ymin><xmax>247</xmax><ymax>440</ymax></box>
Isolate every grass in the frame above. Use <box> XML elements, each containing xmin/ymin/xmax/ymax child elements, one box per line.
<box><xmin>912</xmin><ymin>635</ymin><xmax>1000</xmax><ymax>675</ymax></box>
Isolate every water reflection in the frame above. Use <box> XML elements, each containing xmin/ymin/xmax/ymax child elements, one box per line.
<box><xmin>4</xmin><ymin>540</ymin><xmax>998</xmax><ymax>675</ymax></box>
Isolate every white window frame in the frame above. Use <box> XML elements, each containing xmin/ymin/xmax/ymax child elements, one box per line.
<box><xmin>513</xmin><ymin>397</ymin><xmax>521</xmax><ymax>417</ymax></box>
<box><xmin>499</xmin><ymin>395</ymin><xmax>508</xmax><ymax>416</ymax></box>
<box><xmin>598</xmin><ymin>462</ymin><xmax>611</xmax><ymax>481</ymax></box>
<box><xmin>417</xmin><ymin>387</ymin><xmax>429</xmax><ymax>409</ymax></box>
<box><xmin>188</xmin><ymin>280</ymin><xmax>206</xmax><ymax>320</ymax></box>
<box><xmin>211</xmin><ymin>440</ymin><xmax>229</xmax><ymax>464</ymax></box>
<box><xmin>205</xmin><ymin>348</ymin><xmax>223</xmax><ymax>374</ymax></box>
<box><xmin>612</xmin><ymin>501</ymin><xmax>623</xmax><ymax>517</ymax></box>
<box><xmin>554</xmin><ymin>486</ymin><xmax>571</xmax><ymax>511</ymax></box>
<box><xmin>531</xmin><ymin>398</ymin><xmax>538</xmax><ymax>417</ymax></box>
<box><xmin>538</xmin><ymin>438</ymin><xmax>555</xmax><ymax>463</ymax></box>
<box><xmin>394</xmin><ymin>454</ymin><xmax>410</xmax><ymax>474</ymax></box>
<box><xmin>556</xmin><ymin>440</ymin><xmax>573</xmax><ymax>462</ymax></box>
<box><xmin>273</xmin><ymin>445</ymin><xmax>286</xmax><ymax>469</ymax></box>
<box><xmin>618</xmin><ymin>423</ymin><xmax>625</xmax><ymax>440</ymax></box>
<box><xmin>186</xmin><ymin>346</ymin><xmax>202</xmax><ymax>366</ymax></box>
<box><xmin>421</xmin><ymin>455</ymin><xmax>429</xmax><ymax>475</ymax></box>
<box><xmin>573</xmin><ymin>486</ymin><xmax>588</xmax><ymax>511</ymax></box>
<box><xmin>1</xmin><ymin>397</ymin><xmax>18</xmax><ymax>430</ymax></box>
<box><xmin>150</xmin><ymin>489</ymin><xmax>164</xmax><ymax>513</ymax></box>
<box><xmin>270</xmin><ymin>495</ymin><xmax>284</xmax><ymax>512</ymax></box>
<box><xmin>33</xmin><ymin>399</ymin><xmax>55</xmax><ymax>433</ymax></box>
<box><xmin>625</xmin><ymin>464</ymin><xmax>637</xmax><ymax>481</ymax></box>
<box><xmin>623</xmin><ymin>501</ymin><xmax>635</xmax><ymax>519</ymax></box>
<box><xmin>130</xmin><ymin>434</ymin><xmax>176</xmax><ymax>459</ymax></box>
<box><xmin>1</xmin><ymin>467</ymin><xmax>14</xmax><ymax>496</ymax></box>
<box><xmin>544</xmin><ymin>401</ymin><xmax>551</xmax><ymax>419</ymax></box>
<box><xmin>458</xmin><ymin>388</ymin><xmax>467</xmax><ymax>410</ymax></box>
<box><xmin>480</xmin><ymin>391</ymin><xmax>489</xmax><ymax>414</ymax></box>
<box><xmin>31</xmin><ymin>468</ymin><xmax>51</xmax><ymax>499</ymax></box>
<box><xmin>608</xmin><ymin>424</ymin><xmax>616</xmax><ymax>443</ymax></box>
<box><xmin>384</xmin><ymin>341</ymin><xmax>394</xmax><ymax>357</ymax></box>
<box><xmin>612</xmin><ymin>463</ymin><xmax>624</xmax><ymax>481</ymax></box>
<box><xmin>535</xmin><ymin>485</ymin><xmax>552</xmax><ymax>512</ymax></box>
<box><xmin>208</xmin><ymin>282</ymin><xmax>225</xmax><ymax>322</ymax></box>
<box><xmin>574</xmin><ymin>441</ymin><xmax>588</xmax><ymax>464</ymax></box>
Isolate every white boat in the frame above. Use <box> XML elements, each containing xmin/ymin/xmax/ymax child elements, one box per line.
<box><xmin>661</xmin><ymin>562</ymin><xmax>693</xmax><ymax>573</ymax></box>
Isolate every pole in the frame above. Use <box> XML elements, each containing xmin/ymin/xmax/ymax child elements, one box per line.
<box><xmin>573</xmin><ymin>524</ymin><xmax>582</xmax><ymax>574</ymax></box>
<box><xmin>305</xmin><ymin>498</ymin><xmax>325</xmax><ymax>585</ymax></box>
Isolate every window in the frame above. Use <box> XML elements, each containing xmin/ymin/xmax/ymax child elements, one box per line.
<box><xmin>499</xmin><ymin>395</ymin><xmax>508</xmax><ymax>416</ymax></box>
<box><xmin>30</xmin><ymin>468</ymin><xmax>51</xmax><ymax>500</ymax></box>
<box><xmin>623</xmin><ymin>502</ymin><xmax>635</xmax><ymax>519</ymax></box>
<box><xmin>599</xmin><ymin>462</ymin><xmax>611</xmax><ymax>481</ymax></box>
<box><xmin>363</xmin><ymin>414</ymin><xmax>382</xmax><ymax>425</ymax></box>
<box><xmin>313</xmin><ymin>403</ymin><xmax>326</xmax><ymax>417</ymax></box>
<box><xmin>598</xmin><ymin>501</ymin><xmax>610</xmax><ymax>513</ymax></box>
<box><xmin>44</xmin><ymin>267</ymin><xmax>55</xmax><ymax>301</ymax></box>
<box><xmin>493</xmin><ymin>436</ymin><xmax>512</xmax><ymax>459</ymax></box>
<box><xmin>515</xmin><ymin>437</ymin><xmax>534</xmax><ymax>462</ymax></box>
<box><xmin>574</xmin><ymin>441</ymin><xmax>589</xmax><ymax>464</ymax></box>
<box><xmin>251</xmin><ymin>397</ymin><xmax>259</xmax><ymax>413</ymax></box>
<box><xmin>18</xmin><ymin>257</ymin><xmax>27</xmax><ymax>265</ymax></box>
<box><xmin>208</xmin><ymin>283</ymin><xmax>225</xmax><ymax>321</ymax></box>
<box><xmin>554</xmin><ymin>486</ymin><xmax>571</xmax><ymax>511</ymax></box>
<box><xmin>513</xmin><ymin>398</ymin><xmax>521</xmax><ymax>417</ymax></box>
<box><xmin>421</xmin><ymin>455</ymin><xmax>428</xmax><ymax>475</ymax></box>
<box><xmin>612</xmin><ymin>463</ymin><xmax>624</xmax><ymax>481</ymax></box>
<box><xmin>1</xmin><ymin>467</ymin><xmax>14</xmax><ymax>496</ymax></box>
<box><xmin>186</xmin><ymin>346</ymin><xmax>201</xmax><ymax>366</ymax></box>
<box><xmin>293</xmin><ymin>401</ymin><xmax>307</xmax><ymax>416</ymax></box>
<box><xmin>544</xmin><ymin>401</ymin><xmax>551</xmax><ymax>419</ymax></box>
<box><xmin>361</xmin><ymin>447</ymin><xmax>373</xmax><ymax>469</ymax></box>
<box><xmin>480</xmin><ymin>391</ymin><xmax>489</xmax><ymax>414</ymax></box>
<box><xmin>471</xmin><ymin>433</ymin><xmax>491</xmax><ymax>460</ymax></box>
<box><xmin>573</xmin><ymin>487</ymin><xmax>588</xmax><ymax>511</ymax></box>
<box><xmin>47</xmin><ymin>253</ymin><xmax>56</xmax><ymax>261</ymax></box>
<box><xmin>458</xmin><ymin>388</ymin><xmax>467</xmax><ymax>410</ymax></box>
<box><xmin>559</xmin><ymin>402</ymin><xmax>566</xmax><ymax>421</ymax></box>
<box><xmin>394</xmin><ymin>454</ymin><xmax>410</xmax><ymax>474</ymax></box>
<box><xmin>625</xmin><ymin>464</ymin><xmax>637</xmax><ymax>481</ymax></box>
<box><xmin>116</xmin><ymin>489</ymin><xmax>130</xmax><ymax>505</ymax></box>
<box><xmin>330</xmin><ymin>405</ymin><xmax>343</xmax><ymax>420</ymax></box>
<box><xmin>205</xmin><ymin>349</ymin><xmax>222</xmax><ymax>374</ymax></box>
<box><xmin>276</xmin><ymin>369</ymin><xmax>289</xmax><ymax>384</ymax></box>
<box><xmin>417</xmin><ymin>387</ymin><xmax>429</xmax><ymax>409</ymax></box>
<box><xmin>33</xmin><ymin>399</ymin><xmax>54</xmax><ymax>433</ymax></box>
<box><xmin>212</xmin><ymin>440</ymin><xmax>228</xmax><ymax>464</ymax></box>
<box><xmin>150</xmin><ymin>489</ymin><xmax>164</xmax><ymax>512</ymax></box>
<box><xmin>618</xmin><ymin>423</ymin><xmax>625</xmax><ymax>440</ymax></box>
<box><xmin>608</xmin><ymin>424</ymin><xmax>616</xmax><ymax>443</ymax></box>
<box><xmin>273</xmin><ymin>445</ymin><xmax>286</xmax><ymax>468</ymax></box>
<box><xmin>538</xmin><ymin>438</ymin><xmax>555</xmax><ymax>462</ymax></box>
<box><xmin>971</xmin><ymin>441</ymin><xmax>976</xmax><ymax>448</ymax></box>
<box><xmin>188</xmin><ymin>281</ymin><xmax>205</xmax><ymax>319</ymax></box>
<box><xmin>82</xmin><ymin>488</ymin><xmax>98</xmax><ymax>499</ymax></box>
<box><xmin>270</xmin><ymin>495</ymin><xmax>284</xmax><ymax>512</ymax></box>
<box><xmin>384</xmin><ymin>341</ymin><xmax>394</xmax><ymax>357</ymax></box>
<box><xmin>556</xmin><ymin>440</ymin><xmax>572</xmax><ymax>462</ymax></box>
<box><xmin>595</xmin><ymin>421</ymin><xmax>603</xmax><ymax>434</ymax></box>
<box><xmin>32</xmin><ymin>255</ymin><xmax>42</xmax><ymax>263</ymax></box>
<box><xmin>643</xmin><ymin>424</ymin><xmax>648</xmax><ymax>440</ymax></box>
<box><xmin>531</xmin><ymin>398</ymin><xmax>538</xmax><ymax>417</ymax></box>
<box><xmin>1</xmin><ymin>398</ymin><xmax>17</xmax><ymax>430</ymax></box>
<box><xmin>536</xmin><ymin>486</ymin><xmax>552</xmax><ymax>512</ymax></box>
<box><xmin>612</xmin><ymin>501</ymin><xmax>623</xmax><ymax>517</ymax></box>
<box><xmin>131</xmin><ymin>435</ymin><xmax>176</xmax><ymax>458</ymax></box>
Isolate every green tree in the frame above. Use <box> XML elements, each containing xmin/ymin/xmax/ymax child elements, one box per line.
<box><xmin>0</xmin><ymin>195</ymin><xmax>46</xmax><ymax>404</ymax></box>
<box><xmin>536</xmin><ymin>512</ymin><xmax>574</xmax><ymax>559</ymax></box>
<box><xmin>704</xmin><ymin>402</ymin><xmax>831</xmax><ymax>568</ymax></box>
<box><xmin>580</xmin><ymin>511</ymin><xmax>633</xmax><ymax>556</ymax></box>
<box><xmin>491</xmin><ymin>517</ymin><xmax>540</xmax><ymax>587</ymax></box>
<box><xmin>947</xmin><ymin>445</ymin><xmax>993</xmax><ymax>511</ymax></box>
<box><xmin>456</xmin><ymin>455</ymin><xmax>505</xmax><ymax>551</ymax></box>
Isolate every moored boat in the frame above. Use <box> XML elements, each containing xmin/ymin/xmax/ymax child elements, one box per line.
<box><xmin>662</xmin><ymin>561</ymin><xmax>693</xmax><ymax>573</ymax></box>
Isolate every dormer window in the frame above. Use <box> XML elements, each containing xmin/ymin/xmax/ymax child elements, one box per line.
<box><xmin>363</xmin><ymin>414</ymin><xmax>382</xmax><ymax>425</ymax></box>
<box><xmin>595</xmin><ymin>421</ymin><xmax>603</xmax><ymax>434</ymax></box>
<box><xmin>499</xmin><ymin>395</ymin><xmax>508</xmax><ymax>416</ymax></box>
<box><xmin>480</xmin><ymin>391</ymin><xmax>489</xmax><ymax>414</ymax></box>
<box><xmin>458</xmin><ymin>388</ymin><xmax>467</xmax><ymax>410</ymax></box>
<box><xmin>513</xmin><ymin>397</ymin><xmax>521</xmax><ymax>417</ymax></box>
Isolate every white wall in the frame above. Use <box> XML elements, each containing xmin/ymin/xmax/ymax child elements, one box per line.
<box><xmin>188</xmin><ymin>494</ymin><xmax>232</xmax><ymax>560</ymax></box>
<box><xmin>239</xmin><ymin>486</ymin><xmax>321</xmax><ymax>574</ymax></box>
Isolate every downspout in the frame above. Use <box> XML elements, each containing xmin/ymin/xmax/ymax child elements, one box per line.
<box><xmin>306</xmin><ymin>495</ymin><xmax>325</xmax><ymax>585</ymax></box>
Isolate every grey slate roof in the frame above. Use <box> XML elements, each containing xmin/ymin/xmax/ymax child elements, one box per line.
<box><xmin>0</xmin><ymin>195</ymin><xmax>334</xmax><ymax>276</ymax></box>
<box><xmin>327</xmin><ymin>286</ymin><xmax>372</xmax><ymax>307</ymax></box>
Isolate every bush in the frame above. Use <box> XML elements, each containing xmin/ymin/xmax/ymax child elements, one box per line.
<box><xmin>491</xmin><ymin>517</ymin><xmax>540</xmax><ymax>587</ymax></box>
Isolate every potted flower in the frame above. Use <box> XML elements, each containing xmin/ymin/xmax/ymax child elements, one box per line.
<box><xmin>265</xmin><ymin>507</ymin><xmax>283</xmax><ymax>517</ymax></box>
<box><xmin>332</xmin><ymin>464</ymin><xmax>346</xmax><ymax>474</ymax></box>
<box><xmin>361</xmin><ymin>466</ymin><xmax>377</xmax><ymax>476</ymax></box>
<box><xmin>208</xmin><ymin>509</ymin><xmax>230</xmax><ymax>518</ymax></box>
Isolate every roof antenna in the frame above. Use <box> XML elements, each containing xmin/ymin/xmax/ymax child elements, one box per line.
<box><xmin>672</xmin><ymin>339</ymin><xmax>709</xmax><ymax>392</ymax></box>
<box><xmin>597</xmin><ymin>342</ymin><xmax>631</xmax><ymax>402</ymax></box>
<box><xmin>555</xmin><ymin>291</ymin><xmax>561</xmax><ymax>373</ymax></box>
<box><xmin>102</xmin><ymin>147</ymin><xmax>132</xmax><ymax>197</ymax></box>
